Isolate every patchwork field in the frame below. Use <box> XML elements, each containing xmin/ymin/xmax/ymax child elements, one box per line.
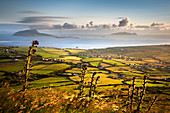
<box><xmin>0</xmin><ymin>45</ymin><xmax>170</xmax><ymax>112</ymax></box>
<box><xmin>0</xmin><ymin>45</ymin><xmax>170</xmax><ymax>88</ymax></box>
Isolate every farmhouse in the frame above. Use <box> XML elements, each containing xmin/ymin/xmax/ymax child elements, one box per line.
<box><xmin>4</xmin><ymin>49</ymin><xmax>9</xmax><ymax>53</ymax></box>
<box><xmin>14</xmin><ymin>59</ymin><xmax>19</xmax><ymax>61</ymax></box>
<box><xmin>57</xmin><ymin>59</ymin><xmax>65</xmax><ymax>62</ymax></box>
<box><xmin>71</xmin><ymin>73</ymin><xmax>78</xmax><ymax>76</ymax></box>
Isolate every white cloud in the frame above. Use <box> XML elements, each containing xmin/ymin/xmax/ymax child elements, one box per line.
<box><xmin>89</xmin><ymin>21</ymin><xmax>94</xmax><ymax>26</ymax></box>
<box><xmin>135</xmin><ymin>25</ymin><xmax>150</xmax><ymax>28</ymax></box>
<box><xmin>17</xmin><ymin>16</ymin><xmax>71</xmax><ymax>24</ymax></box>
<box><xmin>151</xmin><ymin>22</ymin><xmax>164</xmax><ymax>27</ymax></box>
<box><xmin>102</xmin><ymin>24</ymin><xmax>111</xmax><ymax>29</ymax></box>
<box><xmin>29</xmin><ymin>25</ymin><xmax>53</xmax><ymax>29</ymax></box>
<box><xmin>118</xmin><ymin>18</ymin><xmax>129</xmax><ymax>27</ymax></box>
<box><xmin>53</xmin><ymin>25</ymin><xmax>62</xmax><ymax>29</ymax></box>
<box><xmin>62</xmin><ymin>23</ymin><xmax>77</xmax><ymax>29</ymax></box>
<box><xmin>86</xmin><ymin>24</ymin><xmax>90</xmax><ymax>28</ymax></box>
<box><xmin>112</xmin><ymin>24</ymin><xmax>117</xmax><ymax>28</ymax></box>
<box><xmin>81</xmin><ymin>25</ymin><xmax>85</xmax><ymax>28</ymax></box>
<box><xmin>18</xmin><ymin>10</ymin><xmax>44</xmax><ymax>14</ymax></box>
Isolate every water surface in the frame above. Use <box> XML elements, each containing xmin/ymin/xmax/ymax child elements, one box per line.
<box><xmin>0</xmin><ymin>33</ymin><xmax>170</xmax><ymax>49</ymax></box>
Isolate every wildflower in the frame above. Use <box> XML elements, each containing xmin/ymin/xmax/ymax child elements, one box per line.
<box><xmin>32</xmin><ymin>40</ymin><xmax>39</xmax><ymax>45</ymax></box>
<box><xmin>82</xmin><ymin>63</ymin><xmax>88</xmax><ymax>70</ymax></box>
<box><xmin>97</xmin><ymin>76</ymin><xmax>100</xmax><ymax>80</ymax></box>
<box><xmin>144</xmin><ymin>75</ymin><xmax>147</xmax><ymax>79</ymax></box>
<box><xmin>92</xmin><ymin>72</ymin><xmax>97</xmax><ymax>76</ymax></box>
<box><xmin>32</xmin><ymin>49</ymin><xmax>36</xmax><ymax>54</ymax></box>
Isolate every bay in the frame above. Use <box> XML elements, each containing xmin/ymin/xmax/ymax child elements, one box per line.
<box><xmin>0</xmin><ymin>33</ymin><xmax>170</xmax><ymax>49</ymax></box>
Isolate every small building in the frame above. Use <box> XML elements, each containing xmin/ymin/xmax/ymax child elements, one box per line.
<box><xmin>109</xmin><ymin>71</ymin><xmax>114</xmax><ymax>74</ymax></box>
<box><xmin>5</xmin><ymin>49</ymin><xmax>9</xmax><ymax>53</ymax></box>
<box><xmin>57</xmin><ymin>59</ymin><xmax>65</xmax><ymax>62</ymax></box>
<box><xmin>14</xmin><ymin>59</ymin><xmax>19</xmax><ymax>61</ymax></box>
<box><xmin>71</xmin><ymin>73</ymin><xmax>78</xmax><ymax>76</ymax></box>
<box><xmin>164</xmin><ymin>78</ymin><xmax>170</xmax><ymax>81</ymax></box>
<box><xmin>66</xmin><ymin>62</ymin><xmax>72</xmax><ymax>65</ymax></box>
<box><xmin>99</xmin><ymin>66</ymin><xmax>104</xmax><ymax>69</ymax></box>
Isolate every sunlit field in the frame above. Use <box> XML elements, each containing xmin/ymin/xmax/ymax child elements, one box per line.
<box><xmin>0</xmin><ymin>45</ymin><xmax>170</xmax><ymax>112</ymax></box>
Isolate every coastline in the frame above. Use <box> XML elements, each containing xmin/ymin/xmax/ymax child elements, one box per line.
<box><xmin>0</xmin><ymin>44</ymin><xmax>170</xmax><ymax>50</ymax></box>
<box><xmin>0</xmin><ymin>33</ymin><xmax>170</xmax><ymax>49</ymax></box>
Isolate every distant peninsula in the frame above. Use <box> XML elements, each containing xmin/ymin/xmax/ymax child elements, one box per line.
<box><xmin>13</xmin><ymin>29</ymin><xmax>60</xmax><ymax>38</ymax></box>
<box><xmin>111</xmin><ymin>32</ymin><xmax>137</xmax><ymax>35</ymax></box>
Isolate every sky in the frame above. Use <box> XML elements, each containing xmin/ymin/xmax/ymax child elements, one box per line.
<box><xmin>0</xmin><ymin>0</ymin><xmax>170</xmax><ymax>34</ymax></box>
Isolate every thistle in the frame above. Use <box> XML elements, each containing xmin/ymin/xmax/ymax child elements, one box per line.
<box><xmin>130</xmin><ymin>77</ymin><xmax>135</xmax><ymax>111</ymax></box>
<box><xmin>22</xmin><ymin>40</ymin><xmax>39</xmax><ymax>91</ymax></box>
<box><xmin>147</xmin><ymin>96</ymin><xmax>158</xmax><ymax>112</ymax></box>
<box><xmin>136</xmin><ymin>75</ymin><xmax>147</xmax><ymax>112</ymax></box>
<box><xmin>127</xmin><ymin>85</ymin><xmax>131</xmax><ymax>100</ymax></box>
<box><xmin>93</xmin><ymin>76</ymin><xmax>100</xmax><ymax>96</ymax></box>
<box><xmin>79</xmin><ymin>63</ymin><xmax>88</xmax><ymax>96</ymax></box>
<box><xmin>136</xmin><ymin>87</ymin><xmax>139</xmax><ymax>97</ymax></box>
<box><xmin>89</xmin><ymin>72</ymin><xmax>96</xmax><ymax>97</ymax></box>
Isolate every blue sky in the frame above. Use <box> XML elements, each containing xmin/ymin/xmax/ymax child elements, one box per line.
<box><xmin>0</xmin><ymin>0</ymin><xmax>170</xmax><ymax>34</ymax></box>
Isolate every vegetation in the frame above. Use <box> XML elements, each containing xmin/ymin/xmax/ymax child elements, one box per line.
<box><xmin>0</xmin><ymin>44</ymin><xmax>170</xmax><ymax>112</ymax></box>
<box><xmin>82</xmin><ymin>58</ymin><xmax>103</xmax><ymax>62</ymax></box>
<box><xmin>90</xmin><ymin>61</ymin><xmax>100</xmax><ymax>67</ymax></box>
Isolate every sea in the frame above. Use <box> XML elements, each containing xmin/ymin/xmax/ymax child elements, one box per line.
<box><xmin>0</xmin><ymin>33</ymin><xmax>170</xmax><ymax>49</ymax></box>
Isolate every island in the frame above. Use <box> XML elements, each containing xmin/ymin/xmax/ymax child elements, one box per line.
<box><xmin>13</xmin><ymin>29</ymin><xmax>59</xmax><ymax>38</ymax></box>
<box><xmin>111</xmin><ymin>32</ymin><xmax>137</xmax><ymax>35</ymax></box>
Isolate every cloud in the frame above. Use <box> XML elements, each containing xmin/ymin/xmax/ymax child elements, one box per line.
<box><xmin>112</xmin><ymin>24</ymin><xmax>117</xmax><ymax>28</ymax></box>
<box><xmin>118</xmin><ymin>18</ymin><xmax>129</xmax><ymax>27</ymax></box>
<box><xmin>81</xmin><ymin>25</ymin><xmax>85</xmax><ymax>28</ymax></box>
<box><xmin>52</xmin><ymin>23</ymin><xmax>78</xmax><ymax>29</ymax></box>
<box><xmin>62</xmin><ymin>23</ymin><xmax>77</xmax><ymax>29</ymax></box>
<box><xmin>89</xmin><ymin>21</ymin><xmax>94</xmax><ymax>26</ymax></box>
<box><xmin>29</xmin><ymin>25</ymin><xmax>53</xmax><ymax>29</ymax></box>
<box><xmin>18</xmin><ymin>19</ymin><xmax>60</xmax><ymax>24</ymax></box>
<box><xmin>18</xmin><ymin>10</ymin><xmax>44</xmax><ymax>14</ymax></box>
<box><xmin>86</xmin><ymin>24</ymin><xmax>90</xmax><ymax>28</ymax></box>
<box><xmin>17</xmin><ymin>16</ymin><xmax>71</xmax><ymax>24</ymax></box>
<box><xmin>53</xmin><ymin>25</ymin><xmax>62</xmax><ymax>29</ymax></box>
<box><xmin>117</xmin><ymin>17</ymin><xmax>126</xmax><ymax>19</ymax></box>
<box><xmin>135</xmin><ymin>25</ymin><xmax>150</xmax><ymax>28</ymax></box>
<box><xmin>102</xmin><ymin>24</ymin><xmax>110</xmax><ymax>29</ymax></box>
<box><xmin>151</xmin><ymin>22</ymin><xmax>164</xmax><ymax>27</ymax></box>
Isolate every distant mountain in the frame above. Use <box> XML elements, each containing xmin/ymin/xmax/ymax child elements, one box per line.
<box><xmin>13</xmin><ymin>29</ymin><xmax>58</xmax><ymax>37</ymax></box>
<box><xmin>111</xmin><ymin>32</ymin><xmax>137</xmax><ymax>35</ymax></box>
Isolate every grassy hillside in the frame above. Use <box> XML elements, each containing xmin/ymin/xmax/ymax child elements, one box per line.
<box><xmin>0</xmin><ymin>45</ymin><xmax>170</xmax><ymax>112</ymax></box>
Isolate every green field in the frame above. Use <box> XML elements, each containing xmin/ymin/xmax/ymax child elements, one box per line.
<box><xmin>36</xmin><ymin>48</ymin><xmax>60</xmax><ymax>58</ymax></box>
<box><xmin>31</xmin><ymin>63</ymin><xmax>71</xmax><ymax>74</ymax></box>
<box><xmin>0</xmin><ymin>64</ymin><xmax>24</xmax><ymax>72</ymax></box>
<box><xmin>0</xmin><ymin>45</ymin><xmax>170</xmax><ymax>113</ymax></box>
<box><xmin>41</xmin><ymin>48</ymin><xmax>69</xmax><ymax>55</ymax></box>
<box><xmin>28</xmin><ymin>76</ymin><xmax>75</xmax><ymax>89</ymax></box>
<box><xmin>82</xmin><ymin>58</ymin><xmax>103</xmax><ymax>62</ymax></box>
<box><xmin>0</xmin><ymin>45</ymin><xmax>169</xmax><ymax>88</ymax></box>
<box><xmin>65</xmin><ymin>49</ymin><xmax>86</xmax><ymax>54</ymax></box>
<box><xmin>103</xmin><ymin>59</ymin><xmax>127</xmax><ymax>66</ymax></box>
<box><xmin>60</xmin><ymin>56</ymin><xmax>82</xmax><ymax>60</ymax></box>
<box><xmin>90</xmin><ymin>61</ymin><xmax>100</xmax><ymax>67</ymax></box>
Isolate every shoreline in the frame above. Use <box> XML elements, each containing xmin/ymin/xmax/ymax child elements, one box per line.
<box><xmin>0</xmin><ymin>44</ymin><xmax>170</xmax><ymax>50</ymax></box>
<box><xmin>0</xmin><ymin>34</ymin><xmax>170</xmax><ymax>49</ymax></box>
